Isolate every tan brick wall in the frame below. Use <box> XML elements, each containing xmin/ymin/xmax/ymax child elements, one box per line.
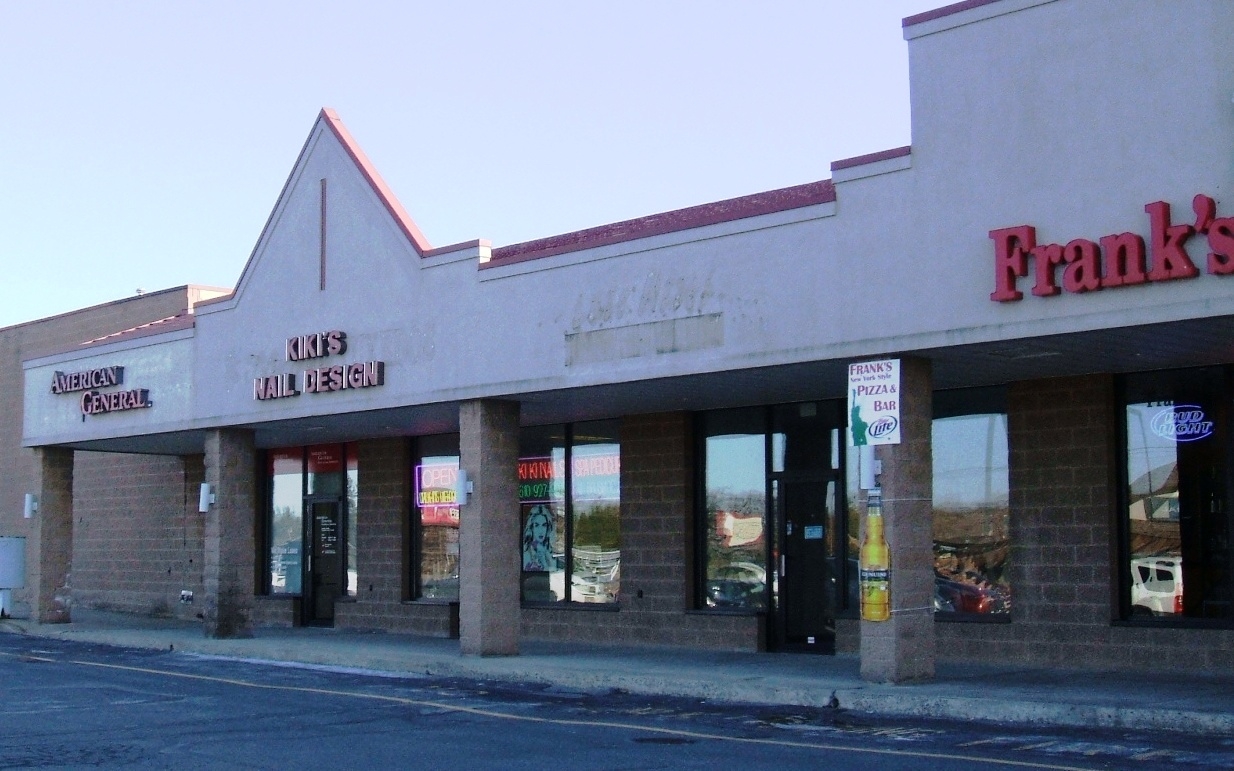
<box><xmin>1</xmin><ymin>287</ymin><xmax>199</xmax><ymax>618</ymax></box>
<box><xmin>520</xmin><ymin>412</ymin><xmax>761</xmax><ymax>650</ymax></box>
<box><xmin>71</xmin><ymin>452</ymin><xmax>204</xmax><ymax>620</ymax></box>
<box><xmin>935</xmin><ymin>374</ymin><xmax>1234</xmax><ymax>673</ymax></box>
<box><xmin>250</xmin><ymin>596</ymin><xmax>296</xmax><ymax>628</ymax></box>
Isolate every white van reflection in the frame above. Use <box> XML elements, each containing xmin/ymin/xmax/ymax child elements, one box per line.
<box><xmin>1131</xmin><ymin>556</ymin><xmax>1183</xmax><ymax>616</ymax></box>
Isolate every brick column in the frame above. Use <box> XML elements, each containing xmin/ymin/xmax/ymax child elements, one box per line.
<box><xmin>31</xmin><ymin>447</ymin><xmax>74</xmax><ymax>623</ymax></box>
<box><xmin>1005</xmin><ymin>375</ymin><xmax>1118</xmax><ymax>664</ymax></box>
<box><xmin>203</xmin><ymin>429</ymin><xmax>257</xmax><ymax>638</ymax></box>
<box><xmin>620</xmin><ymin>413</ymin><xmax>694</xmax><ymax>616</ymax></box>
<box><xmin>458</xmin><ymin>399</ymin><xmax>521</xmax><ymax>655</ymax></box>
<box><xmin>861</xmin><ymin>357</ymin><xmax>935</xmax><ymax>683</ymax></box>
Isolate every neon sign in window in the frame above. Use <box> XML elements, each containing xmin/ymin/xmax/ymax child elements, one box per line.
<box><xmin>415</xmin><ymin>463</ymin><xmax>460</xmax><ymax>528</ymax></box>
<box><xmin>518</xmin><ymin>452</ymin><xmax>619</xmax><ymax>503</ymax></box>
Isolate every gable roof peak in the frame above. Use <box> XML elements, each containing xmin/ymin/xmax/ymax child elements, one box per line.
<box><xmin>317</xmin><ymin>107</ymin><xmax>432</xmax><ymax>255</ymax></box>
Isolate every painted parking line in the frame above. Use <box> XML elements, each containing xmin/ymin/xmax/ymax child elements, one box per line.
<box><xmin>27</xmin><ymin>653</ymin><xmax>1095</xmax><ymax>771</ymax></box>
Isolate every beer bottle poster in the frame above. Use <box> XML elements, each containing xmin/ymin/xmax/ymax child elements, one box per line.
<box><xmin>847</xmin><ymin>359</ymin><xmax>901</xmax><ymax>447</ymax></box>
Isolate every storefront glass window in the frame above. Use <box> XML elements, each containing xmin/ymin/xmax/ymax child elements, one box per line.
<box><xmin>307</xmin><ymin>444</ymin><xmax>345</xmax><ymax>495</ymax></box>
<box><xmin>346</xmin><ymin>449</ymin><xmax>358</xmax><ymax>597</ymax></box>
<box><xmin>520</xmin><ymin>422</ymin><xmax>620</xmax><ymax>604</ymax></box>
<box><xmin>268</xmin><ymin>449</ymin><xmax>303</xmax><ymax>595</ymax></box>
<box><xmin>701</xmin><ymin>409</ymin><xmax>768</xmax><ymax>611</ymax></box>
<box><xmin>569</xmin><ymin>421</ymin><xmax>621</xmax><ymax>604</ymax></box>
<box><xmin>266</xmin><ymin>443</ymin><xmax>357</xmax><ymax>597</ymax></box>
<box><xmin>700</xmin><ymin>401</ymin><xmax>850</xmax><ymax>648</ymax></box>
<box><xmin>1123</xmin><ymin>368</ymin><xmax>1232</xmax><ymax>621</ymax></box>
<box><xmin>414</xmin><ymin>434</ymin><xmax>461</xmax><ymax>601</ymax></box>
<box><xmin>520</xmin><ymin>425</ymin><xmax>566</xmax><ymax>602</ymax></box>
<box><xmin>933</xmin><ymin>389</ymin><xmax>1010</xmax><ymax>617</ymax></box>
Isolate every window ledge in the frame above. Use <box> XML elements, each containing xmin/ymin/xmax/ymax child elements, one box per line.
<box><xmin>1112</xmin><ymin>617</ymin><xmax>1234</xmax><ymax>631</ymax></box>
<box><xmin>934</xmin><ymin>612</ymin><xmax>1011</xmax><ymax>624</ymax></box>
<box><xmin>685</xmin><ymin>608</ymin><xmax>765</xmax><ymax>617</ymax></box>
<box><xmin>521</xmin><ymin>602</ymin><xmax>621</xmax><ymax>612</ymax></box>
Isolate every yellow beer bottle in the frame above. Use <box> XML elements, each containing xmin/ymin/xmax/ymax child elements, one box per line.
<box><xmin>859</xmin><ymin>489</ymin><xmax>891</xmax><ymax>622</ymax></box>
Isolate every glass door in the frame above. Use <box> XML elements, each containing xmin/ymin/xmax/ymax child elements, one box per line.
<box><xmin>772</xmin><ymin>473</ymin><xmax>835</xmax><ymax>652</ymax></box>
<box><xmin>698</xmin><ymin>401</ymin><xmax>847</xmax><ymax>651</ymax></box>
<box><xmin>769</xmin><ymin>402</ymin><xmax>842</xmax><ymax>653</ymax></box>
<box><xmin>303</xmin><ymin>498</ymin><xmax>343</xmax><ymax>626</ymax></box>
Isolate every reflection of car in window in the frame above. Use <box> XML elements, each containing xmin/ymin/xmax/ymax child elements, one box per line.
<box><xmin>1130</xmin><ymin>556</ymin><xmax>1183</xmax><ymax>616</ymax></box>
<box><xmin>933</xmin><ymin>539</ymin><xmax>1009</xmax><ymax>614</ymax></box>
<box><xmin>705</xmin><ymin>562</ymin><xmax>766</xmax><ymax>608</ymax></box>
<box><xmin>934</xmin><ymin>575</ymin><xmax>1009</xmax><ymax>614</ymax></box>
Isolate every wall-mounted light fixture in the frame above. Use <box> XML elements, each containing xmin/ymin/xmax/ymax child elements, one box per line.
<box><xmin>198</xmin><ymin>483</ymin><xmax>215</xmax><ymax>513</ymax></box>
<box><xmin>22</xmin><ymin>494</ymin><xmax>38</xmax><ymax>519</ymax></box>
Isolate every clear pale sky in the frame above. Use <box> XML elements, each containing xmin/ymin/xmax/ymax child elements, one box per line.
<box><xmin>0</xmin><ymin>1</ymin><xmax>943</xmax><ymax>329</ymax></box>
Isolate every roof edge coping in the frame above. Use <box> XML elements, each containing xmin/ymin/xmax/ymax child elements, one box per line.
<box><xmin>485</xmin><ymin>180</ymin><xmax>836</xmax><ymax>269</ymax></box>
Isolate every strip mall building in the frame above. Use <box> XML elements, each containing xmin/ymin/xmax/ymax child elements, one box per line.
<box><xmin>6</xmin><ymin>0</ymin><xmax>1234</xmax><ymax>681</ymax></box>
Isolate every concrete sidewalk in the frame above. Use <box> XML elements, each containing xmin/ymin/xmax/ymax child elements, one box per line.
<box><xmin>3</xmin><ymin>610</ymin><xmax>1232</xmax><ymax>738</ymax></box>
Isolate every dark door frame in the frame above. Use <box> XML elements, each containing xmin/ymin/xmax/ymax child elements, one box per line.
<box><xmin>770</xmin><ymin>470</ymin><xmax>836</xmax><ymax>653</ymax></box>
<box><xmin>301</xmin><ymin>494</ymin><xmax>346</xmax><ymax>627</ymax></box>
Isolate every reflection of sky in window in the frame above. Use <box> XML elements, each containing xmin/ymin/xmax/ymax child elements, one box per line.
<box><xmin>574</xmin><ymin>444</ymin><xmax>613</xmax><ymax>456</ymax></box>
<box><xmin>573</xmin><ymin>443</ymin><xmax>619</xmax><ymax>502</ymax></box>
<box><xmin>1126</xmin><ymin>404</ymin><xmax>1178</xmax><ymax>495</ymax></box>
<box><xmin>934</xmin><ymin>414</ymin><xmax>1009</xmax><ymax>508</ymax></box>
<box><xmin>710</xmin><ymin>421</ymin><xmax>1009</xmax><ymax>509</ymax></box>
<box><xmin>706</xmin><ymin>434</ymin><xmax>765</xmax><ymax>496</ymax></box>
<box><xmin>272</xmin><ymin>471</ymin><xmax>301</xmax><ymax>512</ymax></box>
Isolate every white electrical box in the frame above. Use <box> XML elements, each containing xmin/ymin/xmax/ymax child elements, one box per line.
<box><xmin>0</xmin><ymin>537</ymin><xmax>26</xmax><ymax>589</ymax></box>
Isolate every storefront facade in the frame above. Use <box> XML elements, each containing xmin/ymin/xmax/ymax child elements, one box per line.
<box><xmin>14</xmin><ymin>0</ymin><xmax>1234</xmax><ymax>679</ymax></box>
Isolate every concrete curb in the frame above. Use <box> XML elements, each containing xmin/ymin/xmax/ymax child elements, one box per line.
<box><xmin>833</xmin><ymin>689</ymin><xmax>1234</xmax><ymax>737</ymax></box>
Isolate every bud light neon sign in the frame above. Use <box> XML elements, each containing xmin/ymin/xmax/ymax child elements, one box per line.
<box><xmin>1151</xmin><ymin>405</ymin><xmax>1214</xmax><ymax>442</ymax></box>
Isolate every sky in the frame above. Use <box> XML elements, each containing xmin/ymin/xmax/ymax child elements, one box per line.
<box><xmin>0</xmin><ymin>1</ymin><xmax>943</xmax><ymax>329</ymax></box>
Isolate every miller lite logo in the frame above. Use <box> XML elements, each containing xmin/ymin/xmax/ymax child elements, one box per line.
<box><xmin>868</xmin><ymin>416</ymin><xmax>899</xmax><ymax>440</ymax></box>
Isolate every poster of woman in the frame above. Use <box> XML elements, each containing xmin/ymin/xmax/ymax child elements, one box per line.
<box><xmin>522</xmin><ymin>504</ymin><xmax>555</xmax><ymax>571</ymax></box>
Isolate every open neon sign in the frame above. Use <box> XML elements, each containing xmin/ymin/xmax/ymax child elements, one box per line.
<box><xmin>415</xmin><ymin>463</ymin><xmax>460</xmax><ymax>527</ymax></box>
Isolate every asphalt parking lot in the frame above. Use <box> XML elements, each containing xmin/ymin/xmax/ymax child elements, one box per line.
<box><xmin>3</xmin><ymin>632</ymin><xmax>1234</xmax><ymax>770</ymax></box>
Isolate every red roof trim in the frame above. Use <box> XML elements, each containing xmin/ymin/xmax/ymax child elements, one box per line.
<box><xmin>485</xmin><ymin>180</ymin><xmax>836</xmax><ymax>269</ymax></box>
<box><xmin>903</xmin><ymin>0</ymin><xmax>1003</xmax><ymax>27</ymax></box>
<box><xmin>78</xmin><ymin>313</ymin><xmax>196</xmax><ymax>349</ymax></box>
<box><xmin>319</xmin><ymin>108</ymin><xmax>433</xmax><ymax>256</ymax></box>
<box><xmin>831</xmin><ymin>146</ymin><xmax>912</xmax><ymax>172</ymax></box>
